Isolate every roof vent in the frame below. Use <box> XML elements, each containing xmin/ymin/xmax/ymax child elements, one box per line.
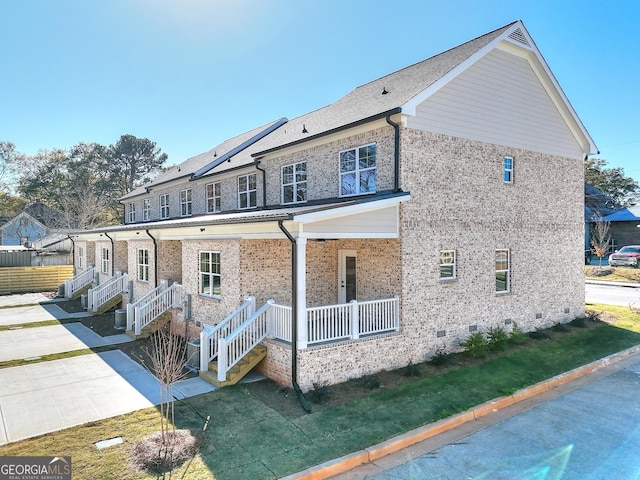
<box><xmin>508</xmin><ymin>28</ymin><xmax>531</xmax><ymax>47</ymax></box>
<box><xmin>302</xmin><ymin>124</ymin><xmax>308</xmax><ymax>134</ymax></box>
<box><xmin>381</xmin><ymin>87</ymin><xmax>389</xmax><ymax>95</ymax></box>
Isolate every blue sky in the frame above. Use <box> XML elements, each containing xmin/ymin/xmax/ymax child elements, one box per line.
<box><xmin>2</xmin><ymin>0</ymin><xmax>639</xmax><ymax>182</ymax></box>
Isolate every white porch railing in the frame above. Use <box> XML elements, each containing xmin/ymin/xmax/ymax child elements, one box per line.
<box><xmin>217</xmin><ymin>300</ymin><xmax>270</xmax><ymax>382</ymax></box>
<box><xmin>272</xmin><ymin>297</ymin><xmax>399</xmax><ymax>346</ymax></box>
<box><xmin>126</xmin><ymin>280</ymin><xmax>168</xmax><ymax>331</ymax></box>
<box><xmin>87</xmin><ymin>272</ymin><xmax>128</xmax><ymax>313</ymax></box>
<box><xmin>200</xmin><ymin>296</ymin><xmax>256</xmax><ymax>372</ymax></box>
<box><xmin>64</xmin><ymin>266</ymin><xmax>95</xmax><ymax>299</ymax></box>
<box><xmin>131</xmin><ymin>282</ymin><xmax>182</xmax><ymax>336</ymax></box>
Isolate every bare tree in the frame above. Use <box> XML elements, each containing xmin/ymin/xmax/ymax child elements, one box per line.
<box><xmin>590</xmin><ymin>217</ymin><xmax>611</xmax><ymax>271</ymax></box>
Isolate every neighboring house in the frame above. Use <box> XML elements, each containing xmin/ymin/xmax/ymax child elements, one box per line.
<box><xmin>71</xmin><ymin>20</ymin><xmax>597</xmax><ymax>391</ymax></box>
<box><xmin>0</xmin><ymin>211</ymin><xmax>47</xmax><ymax>247</ymax></box>
<box><xmin>601</xmin><ymin>204</ymin><xmax>640</xmax><ymax>250</ymax></box>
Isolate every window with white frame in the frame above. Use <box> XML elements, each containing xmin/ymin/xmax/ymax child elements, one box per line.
<box><xmin>128</xmin><ymin>203</ymin><xmax>136</xmax><ymax>223</ymax></box>
<box><xmin>206</xmin><ymin>182</ymin><xmax>221</xmax><ymax>213</ymax></box>
<box><xmin>199</xmin><ymin>251</ymin><xmax>221</xmax><ymax>297</ymax></box>
<box><xmin>77</xmin><ymin>246</ymin><xmax>85</xmax><ymax>269</ymax></box>
<box><xmin>495</xmin><ymin>249</ymin><xmax>510</xmax><ymax>293</ymax></box>
<box><xmin>180</xmin><ymin>189</ymin><xmax>192</xmax><ymax>216</ymax></box>
<box><xmin>142</xmin><ymin>198</ymin><xmax>151</xmax><ymax>221</ymax></box>
<box><xmin>238</xmin><ymin>173</ymin><xmax>257</xmax><ymax>209</ymax></box>
<box><xmin>503</xmin><ymin>156</ymin><xmax>514</xmax><ymax>184</ymax></box>
<box><xmin>137</xmin><ymin>248</ymin><xmax>149</xmax><ymax>282</ymax></box>
<box><xmin>160</xmin><ymin>194</ymin><xmax>170</xmax><ymax>219</ymax></box>
<box><xmin>439</xmin><ymin>250</ymin><xmax>456</xmax><ymax>280</ymax></box>
<box><xmin>339</xmin><ymin>143</ymin><xmax>376</xmax><ymax>196</ymax></box>
<box><xmin>101</xmin><ymin>247</ymin><xmax>110</xmax><ymax>274</ymax></box>
<box><xmin>281</xmin><ymin>161</ymin><xmax>307</xmax><ymax>204</ymax></box>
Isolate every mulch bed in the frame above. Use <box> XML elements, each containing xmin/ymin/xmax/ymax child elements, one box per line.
<box><xmin>54</xmin><ymin>297</ymin><xmax>604</xmax><ymax>420</ymax></box>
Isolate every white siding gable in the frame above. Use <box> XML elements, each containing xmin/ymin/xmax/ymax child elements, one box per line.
<box><xmin>406</xmin><ymin>48</ymin><xmax>583</xmax><ymax>159</ymax></box>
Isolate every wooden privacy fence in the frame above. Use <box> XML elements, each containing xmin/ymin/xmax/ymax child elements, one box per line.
<box><xmin>0</xmin><ymin>265</ymin><xmax>74</xmax><ymax>295</ymax></box>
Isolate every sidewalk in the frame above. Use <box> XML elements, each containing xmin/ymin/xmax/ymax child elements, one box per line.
<box><xmin>0</xmin><ymin>294</ymin><xmax>216</xmax><ymax>446</ymax></box>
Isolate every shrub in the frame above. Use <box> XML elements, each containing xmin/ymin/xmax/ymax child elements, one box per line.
<box><xmin>508</xmin><ymin>322</ymin><xmax>528</xmax><ymax>345</ymax></box>
<box><xmin>552</xmin><ymin>322</ymin><xmax>570</xmax><ymax>333</ymax></box>
<box><xmin>358</xmin><ymin>375</ymin><xmax>381</xmax><ymax>390</ymax></box>
<box><xmin>308</xmin><ymin>382</ymin><xmax>332</xmax><ymax>403</ymax></box>
<box><xmin>570</xmin><ymin>316</ymin><xmax>588</xmax><ymax>328</ymax></box>
<box><xmin>429</xmin><ymin>345</ymin><xmax>453</xmax><ymax>366</ymax></box>
<box><xmin>460</xmin><ymin>332</ymin><xmax>489</xmax><ymax>358</ymax></box>
<box><xmin>528</xmin><ymin>329</ymin><xmax>550</xmax><ymax>340</ymax></box>
<box><xmin>487</xmin><ymin>326</ymin><xmax>508</xmax><ymax>351</ymax></box>
<box><xmin>400</xmin><ymin>361</ymin><xmax>421</xmax><ymax>377</ymax></box>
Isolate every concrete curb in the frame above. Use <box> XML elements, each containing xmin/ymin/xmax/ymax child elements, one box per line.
<box><xmin>281</xmin><ymin>344</ymin><xmax>640</xmax><ymax>480</ymax></box>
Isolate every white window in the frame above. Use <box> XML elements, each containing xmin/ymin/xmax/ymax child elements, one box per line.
<box><xmin>160</xmin><ymin>194</ymin><xmax>170</xmax><ymax>219</ymax></box>
<box><xmin>200</xmin><ymin>251</ymin><xmax>221</xmax><ymax>297</ymax></box>
<box><xmin>101</xmin><ymin>247</ymin><xmax>110</xmax><ymax>274</ymax></box>
<box><xmin>439</xmin><ymin>250</ymin><xmax>456</xmax><ymax>280</ymax></box>
<box><xmin>77</xmin><ymin>246</ymin><xmax>85</xmax><ymax>269</ymax></box>
<box><xmin>282</xmin><ymin>162</ymin><xmax>307</xmax><ymax>204</ymax></box>
<box><xmin>180</xmin><ymin>189</ymin><xmax>192</xmax><ymax>216</ymax></box>
<box><xmin>143</xmin><ymin>198</ymin><xmax>151</xmax><ymax>221</ymax></box>
<box><xmin>495</xmin><ymin>249</ymin><xmax>510</xmax><ymax>293</ymax></box>
<box><xmin>238</xmin><ymin>174</ymin><xmax>257</xmax><ymax>209</ymax></box>
<box><xmin>137</xmin><ymin>249</ymin><xmax>149</xmax><ymax>282</ymax></box>
<box><xmin>339</xmin><ymin>143</ymin><xmax>376</xmax><ymax>196</ymax></box>
<box><xmin>206</xmin><ymin>182</ymin><xmax>221</xmax><ymax>213</ymax></box>
<box><xmin>128</xmin><ymin>203</ymin><xmax>136</xmax><ymax>223</ymax></box>
<box><xmin>503</xmin><ymin>156</ymin><xmax>514</xmax><ymax>184</ymax></box>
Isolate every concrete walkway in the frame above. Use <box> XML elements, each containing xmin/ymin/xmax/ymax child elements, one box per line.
<box><xmin>0</xmin><ymin>295</ymin><xmax>216</xmax><ymax>446</ymax></box>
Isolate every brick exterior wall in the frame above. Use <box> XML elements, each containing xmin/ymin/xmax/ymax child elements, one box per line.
<box><xmin>181</xmin><ymin>239</ymin><xmax>242</xmax><ymax>326</ymax></box>
<box><xmin>83</xmin><ymin>123</ymin><xmax>586</xmax><ymax>393</ymax></box>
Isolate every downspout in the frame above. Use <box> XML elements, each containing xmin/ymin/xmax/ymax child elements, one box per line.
<box><xmin>67</xmin><ymin>235</ymin><xmax>75</xmax><ymax>274</ymax></box>
<box><xmin>104</xmin><ymin>232</ymin><xmax>115</xmax><ymax>275</ymax></box>
<box><xmin>278</xmin><ymin>220</ymin><xmax>312</xmax><ymax>413</ymax></box>
<box><xmin>145</xmin><ymin>229</ymin><xmax>158</xmax><ymax>287</ymax></box>
<box><xmin>254</xmin><ymin>160</ymin><xmax>267</xmax><ymax>208</ymax></box>
<box><xmin>386</xmin><ymin>113</ymin><xmax>401</xmax><ymax>193</ymax></box>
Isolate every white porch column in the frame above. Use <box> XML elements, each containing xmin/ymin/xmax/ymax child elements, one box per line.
<box><xmin>296</xmin><ymin>237</ymin><xmax>308</xmax><ymax>349</ymax></box>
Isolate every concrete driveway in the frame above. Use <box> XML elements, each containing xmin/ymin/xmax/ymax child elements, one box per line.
<box><xmin>0</xmin><ymin>295</ymin><xmax>215</xmax><ymax>446</ymax></box>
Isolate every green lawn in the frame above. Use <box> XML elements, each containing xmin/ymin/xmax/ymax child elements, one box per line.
<box><xmin>1</xmin><ymin>307</ymin><xmax>640</xmax><ymax>479</ymax></box>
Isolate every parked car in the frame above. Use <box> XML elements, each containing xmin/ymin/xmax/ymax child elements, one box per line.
<box><xmin>608</xmin><ymin>245</ymin><xmax>640</xmax><ymax>268</ymax></box>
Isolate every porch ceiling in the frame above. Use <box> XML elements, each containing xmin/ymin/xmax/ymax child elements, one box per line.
<box><xmin>71</xmin><ymin>192</ymin><xmax>410</xmax><ymax>242</ymax></box>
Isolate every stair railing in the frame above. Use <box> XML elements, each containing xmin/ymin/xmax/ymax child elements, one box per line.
<box><xmin>64</xmin><ymin>266</ymin><xmax>95</xmax><ymax>299</ymax></box>
<box><xmin>126</xmin><ymin>280</ymin><xmax>168</xmax><ymax>332</ymax></box>
<box><xmin>217</xmin><ymin>300</ymin><xmax>272</xmax><ymax>382</ymax></box>
<box><xmin>133</xmin><ymin>282</ymin><xmax>182</xmax><ymax>336</ymax></box>
<box><xmin>87</xmin><ymin>272</ymin><xmax>127</xmax><ymax>313</ymax></box>
<box><xmin>200</xmin><ymin>296</ymin><xmax>256</xmax><ymax>372</ymax></box>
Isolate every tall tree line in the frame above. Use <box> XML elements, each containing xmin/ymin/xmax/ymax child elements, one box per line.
<box><xmin>0</xmin><ymin>136</ymin><xmax>167</xmax><ymax>229</ymax></box>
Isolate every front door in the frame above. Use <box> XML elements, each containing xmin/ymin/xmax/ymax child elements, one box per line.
<box><xmin>338</xmin><ymin>249</ymin><xmax>357</xmax><ymax>303</ymax></box>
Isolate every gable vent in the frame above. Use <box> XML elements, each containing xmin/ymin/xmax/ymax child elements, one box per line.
<box><xmin>508</xmin><ymin>28</ymin><xmax>531</xmax><ymax>47</ymax></box>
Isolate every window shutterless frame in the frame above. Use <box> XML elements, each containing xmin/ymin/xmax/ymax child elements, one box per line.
<box><xmin>160</xmin><ymin>194</ymin><xmax>170</xmax><ymax>219</ymax></box>
<box><xmin>238</xmin><ymin>173</ymin><xmax>257</xmax><ymax>209</ymax></box>
<box><xmin>180</xmin><ymin>189</ymin><xmax>192</xmax><ymax>216</ymax></box>
<box><xmin>503</xmin><ymin>156</ymin><xmax>514</xmax><ymax>184</ymax></box>
<box><xmin>281</xmin><ymin>161</ymin><xmax>307</xmax><ymax>204</ymax></box>
<box><xmin>439</xmin><ymin>250</ymin><xmax>456</xmax><ymax>280</ymax></box>
<box><xmin>339</xmin><ymin>143</ymin><xmax>377</xmax><ymax>196</ymax></box>
<box><xmin>495</xmin><ymin>249</ymin><xmax>510</xmax><ymax>293</ymax></box>
<box><xmin>137</xmin><ymin>248</ymin><xmax>149</xmax><ymax>282</ymax></box>
<box><xmin>142</xmin><ymin>198</ymin><xmax>151</xmax><ymax>221</ymax></box>
<box><xmin>206</xmin><ymin>182</ymin><xmax>221</xmax><ymax>213</ymax></box>
<box><xmin>199</xmin><ymin>251</ymin><xmax>221</xmax><ymax>297</ymax></box>
<box><xmin>128</xmin><ymin>203</ymin><xmax>136</xmax><ymax>223</ymax></box>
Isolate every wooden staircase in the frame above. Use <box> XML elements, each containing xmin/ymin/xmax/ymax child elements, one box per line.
<box><xmin>126</xmin><ymin>311</ymin><xmax>171</xmax><ymax>339</ymax></box>
<box><xmin>199</xmin><ymin>344</ymin><xmax>267</xmax><ymax>388</ymax></box>
<box><xmin>90</xmin><ymin>294</ymin><xmax>123</xmax><ymax>315</ymax></box>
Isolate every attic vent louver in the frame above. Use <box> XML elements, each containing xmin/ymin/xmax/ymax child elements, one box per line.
<box><xmin>508</xmin><ymin>28</ymin><xmax>530</xmax><ymax>47</ymax></box>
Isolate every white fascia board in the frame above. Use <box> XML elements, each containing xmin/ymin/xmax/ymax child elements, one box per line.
<box><xmin>292</xmin><ymin>195</ymin><xmax>409</xmax><ymax>224</ymax></box>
